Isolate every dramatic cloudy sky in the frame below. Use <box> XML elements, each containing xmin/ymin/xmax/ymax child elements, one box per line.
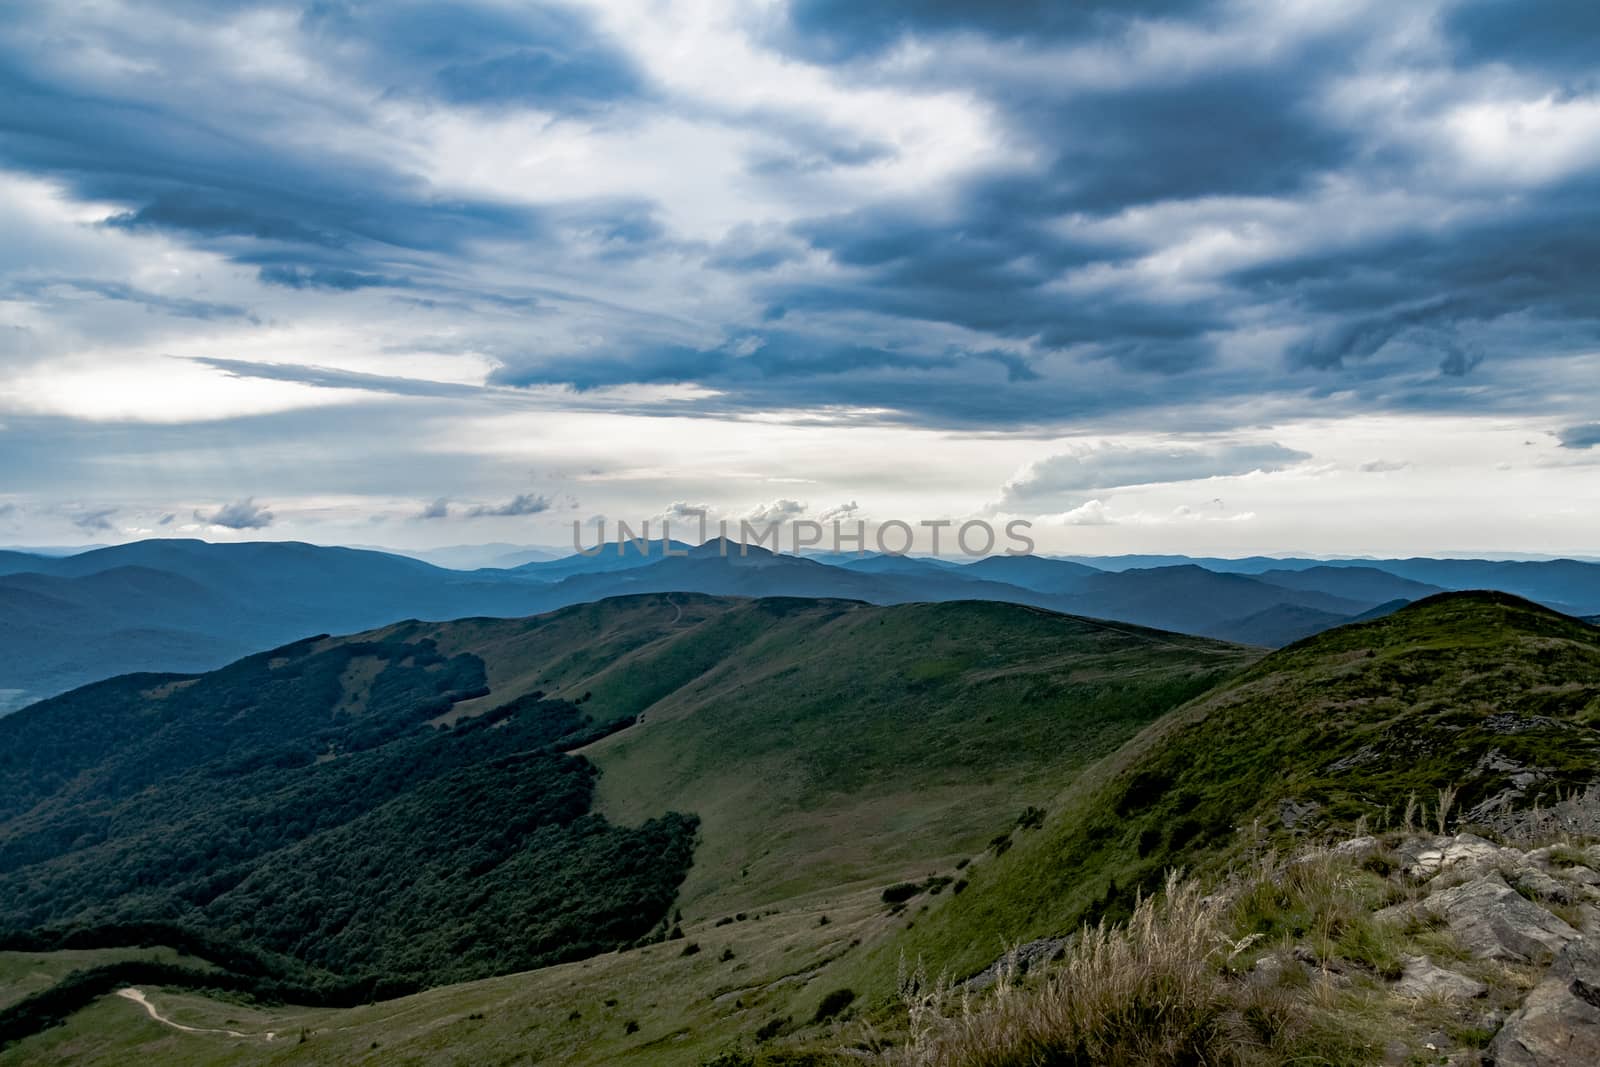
<box><xmin>2</xmin><ymin>0</ymin><xmax>1597</xmax><ymax>556</ymax></box>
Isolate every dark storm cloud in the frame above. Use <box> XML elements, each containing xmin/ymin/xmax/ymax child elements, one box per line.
<box><xmin>1010</xmin><ymin>70</ymin><xmax>1354</xmax><ymax>214</ymax></box>
<box><xmin>191</xmin><ymin>357</ymin><xmax>485</xmax><ymax>399</ymax></box>
<box><xmin>491</xmin><ymin>328</ymin><xmax>1050</xmax><ymax>393</ymax></box>
<box><xmin>257</xmin><ymin>266</ymin><xmax>410</xmax><ymax>291</ymax></box>
<box><xmin>71</xmin><ymin>507</ymin><xmax>118</xmax><ymax>533</ymax></box>
<box><xmin>753</xmin><ymin>29</ymin><xmax>1358</xmax><ymax>381</ymax></box>
<box><xmin>3</xmin><ymin>0</ymin><xmax>1598</xmax><ymax>438</ymax></box>
<box><xmin>7</xmin><ymin>278</ymin><xmax>252</xmax><ymax>322</ymax></box>
<box><xmin>749</xmin><ymin>0</ymin><xmax>1599</xmax><ymax>413</ymax></box>
<box><xmin>1442</xmin><ymin>0</ymin><xmax>1600</xmax><ymax>81</ymax></box>
<box><xmin>0</xmin><ymin>6</ymin><xmax>552</xmax><ymax>282</ymax></box>
<box><xmin>466</xmin><ymin>494</ymin><xmax>553</xmax><ymax>517</ymax></box>
<box><xmin>301</xmin><ymin>0</ymin><xmax>647</xmax><ymax>114</ymax></box>
<box><xmin>779</xmin><ymin>0</ymin><xmax>1205</xmax><ymax>62</ymax></box>
<box><xmin>0</xmin><ymin>82</ymin><xmax>538</xmax><ymax>275</ymax></box>
<box><xmin>1253</xmin><ymin>181</ymin><xmax>1600</xmax><ymax>378</ymax></box>
<box><xmin>1559</xmin><ymin>425</ymin><xmax>1600</xmax><ymax>450</ymax></box>
<box><xmin>767</xmin><ymin>206</ymin><xmax>1219</xmax><ymax>373</ymax></box>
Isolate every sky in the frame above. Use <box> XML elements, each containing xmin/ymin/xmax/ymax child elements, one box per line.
<box><xmin>1</xmin><ymin>0</ymin><xmax>1597</xmax><ymax>557</ymax></box>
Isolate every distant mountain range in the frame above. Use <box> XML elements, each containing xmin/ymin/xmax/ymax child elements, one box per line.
<box><xmin>381</xmin><ymin>543</ymin><xmax>568</xmax><ymax>570</ymax></box>
<box><xmin>2</xmin><ymin>537</ymin><xmax>1598</xmax><ymax>712</ymax></box>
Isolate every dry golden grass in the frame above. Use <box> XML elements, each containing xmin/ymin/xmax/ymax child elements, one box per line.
<box><xmin>863</xmin><ymin>825</ymin><xmax>1596</xmax><ymax>1067</ymax></box>
<box><xmin>883</xmin><ymin>873</ymin><xmax>1238</xmax><ymax>1067</ymax></box>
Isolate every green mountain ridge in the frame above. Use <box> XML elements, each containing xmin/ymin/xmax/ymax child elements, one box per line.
<box><xmin>881</xmin><ymin>591</ymin><xmax>1600</xmax><ymax>980</ymax></box>
<box><xmin>0</xmin><ymin>594</ymin><xmax>1254</xmax><ymax>999</ymax></box>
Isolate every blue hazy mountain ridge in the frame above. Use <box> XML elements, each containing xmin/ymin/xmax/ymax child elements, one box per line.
<box><xmin>1253</xmin><ymin>566</ymin><xmax>1446</xmax><ymax>605</ymax></box>
<box><xmin>960</xmin><ymin>554</ymin><xmax>1110</xmax><ymax>593</ymax></box>
<box><xmin>505</xmin><ymin>539</ymin><xmax>698</xmax><ymax>581</ymax></box>
<box><xmin>3</xmin><ymin>538</ymin><xmax>1600</xmax><ymax>713</ymax></box>
<box><xmin>379</xmin><ymin>543</ymin><xmax>569</xmax><ymax>570</ymax></box>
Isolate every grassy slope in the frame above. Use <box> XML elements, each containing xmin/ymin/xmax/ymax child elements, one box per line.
<box><xmin>400</xmin><ymin>593</ymin><xmax>1253</xmax><ymax>915</ymax></box>
<box><xmin>1</xmin><ymin>593</ymin><xmax>1257</xmax><ymax>1065</ymax></box>
<box><xmin>872</xmin><ymin>591</ymin><xmax>1600</xmax><ymax>985</ymax></box>
<box><xmin>581</xmin><ymin>598</ymin><xmax>1252</xmax><ymax>913</ymax></box>
<box><xmin>0</xmin><ymin>949</ymin><xmax>213</xmax><ymax>1013</ymax></box>
<box><xmin>0</xmin><ymin>888</ymin><xmax>900</xmax><ymax>1067</ymax></box>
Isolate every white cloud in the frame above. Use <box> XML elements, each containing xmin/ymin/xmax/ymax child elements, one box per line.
<box><xmin>743</xmin><ymin>498</ymin><xmax>807</xmax><ymax>524</ymax></box>
<box><xmin>195</xmin><ymin>498</ymin><xmax>274</xmax><ymax>530</ymax></box>
<box><xmin>1045</xmin><ymin>499</ymin><xmax>1115</xmax><ymax>526</ymax></box>
<box><xmin>1002</xmin><ymin>440</ymin><xmax>1311</xmax><ymax>507</ymax></box>
<box><xmin>466</xmin><ymin>494</ymin><xmax>554</xmax><ymax>518</ymax></box>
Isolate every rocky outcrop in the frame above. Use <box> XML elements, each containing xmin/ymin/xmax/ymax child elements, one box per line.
<box><xmin>1420</xmin><ymin>874</ymin><xmax>1580</xmax><ymax>963</ymax></box>
<box><xmin>1488</xmin><ymin>939</ymin><xmax>1600</xmax><ymax>1066</ymax></box>
<box><xmin>1393</xmin><ymin>955</ymin><xmax>1487</xmax><ymax>1001</ymax></box>
<box><xmin>1398</xmin><ymin>832</ymin><xmax>1520</xmax><ymax>878</ymax></box>
<box><xmin>1511</xmin><ymin>865</ymin><xmax>1574</xmax><ymax>905</ymax></box>
<box><xmin>964</xmin><ymin>937</ymin><xmax>1064</xmax><ymax>992</ymax></box>
<box><xmin>1369</xmin><ymin>832</ymin><xmax>1600</xmax><ymax>1060</ymax></box>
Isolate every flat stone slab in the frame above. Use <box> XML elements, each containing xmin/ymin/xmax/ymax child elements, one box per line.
<box><xmin>1421</xmin><ymin>874</ymin><xmax>1579</xmax><ymax>963</ymax></box>
<box><xmin>1393</xmin><ymin>954</ymin><xmax>1487</xmax><ymax>1001</ymax></box>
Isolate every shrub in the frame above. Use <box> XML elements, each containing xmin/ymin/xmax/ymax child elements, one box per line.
<box><xmin>881</xmin><ymin>883</ymin><xmax>921</xmax><ymax>905</ymax></box>
<box><xmin>812</xmin><ymin>988</ymin><xmax>856</xmax><ymax>1023</ymax></box>
<box><xmin>699</xmin><ymin>1050</ymin><xmax>756</xmax><ymax>1067</ymax></box>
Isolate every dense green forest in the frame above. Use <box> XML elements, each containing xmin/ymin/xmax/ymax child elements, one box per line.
<box><xmin>0</xmin><ymin>628</ymin><xmax>699</xmax><ymax>992</ymax></box>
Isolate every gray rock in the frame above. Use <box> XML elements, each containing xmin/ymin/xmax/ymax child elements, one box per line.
<box><xmin>1324</xmin><ymin>745</ymin><xmax>1379</xmax><ymax>773</ymax></box>
<box><xmin>1393</xmin><ymin>955</ymin><xmax>1487</xmax><ymax>1001</ymax></box>
<box><xmin>1250</xmin><ymin>954</ymin><xmax>1285</xmax><ymax>986</ymax></box>
<box><xmin>1477</xmin><ymin>748</ymin><xmax>1525</xmax><ymax>775</ymax></box>
<box><xmin>1401</xmin><ymin>833</ymin><xmax>1516</xmax><ymax>879</ymax></box>
<box><xmin>1330</xmin><ymin>835</ymin><xmax>1380</xmax><ymax>860</ymax></box>
<box><xmin>1467</xmin><ymin>788</ymin><xmax>1524</xmax><ymax>823</ymax></box>
<box><xmin>1527</xmin><ymin>845</ymin><xmax>1560</xmax><ymax>868</ymax></box>
<box><xmin>1488</xmin><ymin>939</ymin><xmax>1600</xmax><ymax>1066</ymax></box>
<box><xmin>1562</xmin><ymin>865</ymin><xmax>1600</xmax><ymax>887</ymax></box>
<box><xmin>964</xmin><ymin>937</ymin><xmax>1064</xmax><ymax>991</ymax></box>
<box><xmin>1278</xmin><ymin>797</ymin><xmax>1319</xmax><ymax>830</ymax></box>
<box><xmin>1421</xmin><ymin>874</ymin><xmax>1579</xmax><ymax>963</ymax></box>
<box><xmin>1512</xmin><ymin>865</ymin><xmax>1574</xmax><ymax>905</ymax></box>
